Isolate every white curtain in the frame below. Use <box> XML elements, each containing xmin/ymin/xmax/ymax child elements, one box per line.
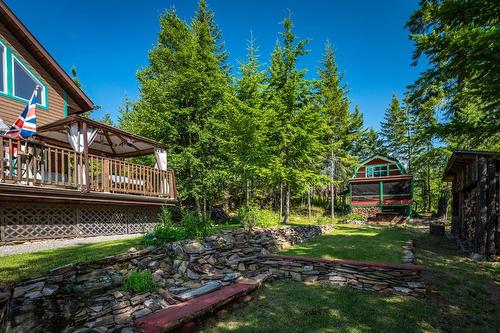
<box><xmin>67</xmin><ymin>123</ymin><xmax>98</xmax><ymax>153</ymax></box>
<box><xmin>66</xmin><ymin>123</ymin><xmax>98</xmax><ymax>185</ymax></box>
<box><xmin>154</xmin><ymin>147</ymin><xmax>169</xmax><ymax>194</ymax></box>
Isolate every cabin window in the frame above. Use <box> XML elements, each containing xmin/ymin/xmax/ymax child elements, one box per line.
<box><xmin>0</xmin><ymin>43</ymin><xmax>5</xmax><ymax>93</ymax></box>
<box><xmin>12</xmin><ymin>56</ymin><xmax>46</xmax><ymax>106</ymax></box>
<box><xmin>366</xmin><ymin>165</ymin><xmax>388</xmax><ymax>178</ymax></box>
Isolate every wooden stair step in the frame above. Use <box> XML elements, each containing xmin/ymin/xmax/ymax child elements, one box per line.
<box><xmin>135</xmin><ymin>274</ymin><xmax>269</xmax><ymax>333</ymax></box>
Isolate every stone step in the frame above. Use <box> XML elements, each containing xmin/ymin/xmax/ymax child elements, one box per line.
<box><xmin>135</xmin><ymin>274</ymin><xmax>269</xmax><ymax>333</ymax></box>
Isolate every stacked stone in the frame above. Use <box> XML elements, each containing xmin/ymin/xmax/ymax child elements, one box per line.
<box><xmin>258</xmin><ymin>255</ymin><xmax>426</xmax><ymax>294</ymax></box>
<box><xmin>402</xmin><ymin>240</ymin><xmax>416</xmax><ymax>264</ymax></box>
<box><xmin>1</xmin><ymin>225</ymin><xmax>333</xmax><ymax>333</ymax></box>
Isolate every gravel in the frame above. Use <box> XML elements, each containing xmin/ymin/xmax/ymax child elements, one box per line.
<box><xmin>0</xmin><ymin>234</ymin><xmax>143</xmax><ymax>257</ymax></box>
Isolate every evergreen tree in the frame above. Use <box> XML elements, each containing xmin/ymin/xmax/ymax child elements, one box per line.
<box><xmin>228</xmin><ymin>33</ymin><xmax>268</xmax><ymax>204</ymax></box>
<box><xmin>265</xmin><ymin>15</ymin><xmax>327</xmax><ymax>223</ymax></box>
<box><xmin>406</xmin><ymin>0</ymin><xmax>500</xmax><ymax>148</ymax></box>
<box><xmin>380</xmin><ymin>94</ymin><xmax>411</xmax><ymax>166</ymax></box>
<box><xmin>122</xmin><ymin>1</ymin><xmax>231</xmax><ymax>212</ymax></box>
<box><xmin>316</xmin><ymin>41</ymin><xmax>355</xmax><ymax>217</ymax></box>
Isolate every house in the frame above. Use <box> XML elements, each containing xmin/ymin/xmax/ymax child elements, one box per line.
<box><xmin>443</xmin><ymin>151</ymin><xmax>499</xmax><ymax>255</ymax></box>
<box><xmin>349</xmin><ymin>155</ymin><xmax>413</xmax><ymax>217</ymax></box>
<box><xmin>0</xmin><ymin>2</ymin><xmax>176</xmax><ymax>242</ymax></box>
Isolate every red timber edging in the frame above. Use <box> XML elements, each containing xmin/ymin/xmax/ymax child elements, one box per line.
<box><xmin>257</xmin><ymin>254</ymin><xmax>425</xmax><ymax>271</ymax></box>
<box><xmin>134</xmin><ymin>279</ymin><xmax>264</xmax><ymax>333</ymax></box>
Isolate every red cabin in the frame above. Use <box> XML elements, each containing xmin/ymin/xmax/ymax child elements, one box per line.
<box><xmin>349</xmin><ymin>155</ymin><xmax>413</xmax><ymax>217</ymax></box>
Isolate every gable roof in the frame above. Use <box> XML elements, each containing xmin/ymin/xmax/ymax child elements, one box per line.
<box><xmin>358</xmin><ymin>154</ymin><xmax>399</xmax><ymax>166</ymax></box>
<box><xmin>0</xmin><ymin>1</ymin><xmax>94</xmax><ymax>112</ymax></box>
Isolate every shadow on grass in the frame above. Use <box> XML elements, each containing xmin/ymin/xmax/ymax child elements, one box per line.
<box><xmin>203</xmin><ymin>281</ymin><xmax>437</xmax><ymax>333</ymax></box>
<box><xmin>0</xmin><ymin>238</ymin><xmax>144</xmax><ymax>284</ymax></box>
<box><xmin>279</xmin><ymin>225</ymin><xmax>411</xmax><ymax>263</ymax></box>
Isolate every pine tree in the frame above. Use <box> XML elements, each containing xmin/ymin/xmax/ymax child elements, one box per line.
<box><xmin>316</xmin><ymin>41</ymin><xmax>354</xmax><ymax>218</ymax></box>
<box><xmin>406</xmin><ymin>0</ymin><xmax>500</xmax><ymax>148</ymax></box>
<box><xmin>228</xmin><ymin>33</ymin><xmax>268</xmax><ymax>204</ymax></box>
<box><xmin>380</xmin><ymin>94</ymin><xmax>411</xmax><ymax>166</ymax></box>
<box><xmin>122</xmin><ymin>1</ymin><xmax>231</xmax><ymax>212</ymax></box>
<box><xmin>265</xmin><ymin>15</ymin><xmax>327</xmax><ymax>223</ymax></box>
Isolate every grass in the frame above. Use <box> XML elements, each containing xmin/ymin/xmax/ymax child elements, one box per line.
<box><xmin>123</xmin><ymin>270</ymin><xmax>158</xmax><ymax>293</ymax></box>
<box><xmin>280</xmin><ymin>224</ymin><xmax>411</xmax><ymax>263</ymax></box>
<box><xmin>202</xmin><ymin>225</ymin><xmax>500</xmax><ymax>333</ymax></box>
<box><xmin>0</xmin><ymin>223</ymin><xmax>241</xmax><ymax>284</ymax></box>
<box><xmin>0</xmin><ymin>237</ymin><xmax>145</xmax><ymax>284</ymax></box>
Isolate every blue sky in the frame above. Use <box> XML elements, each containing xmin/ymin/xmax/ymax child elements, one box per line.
<box><xmin>7</xmin><ymin>0</ymin><xmax>423</xmax><ymax>130</ymax></box>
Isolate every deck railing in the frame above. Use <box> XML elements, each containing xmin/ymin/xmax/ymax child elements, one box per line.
<box><xmin>0</xmin><ymin>137</ymin><xmax>176</xmax><ymax>198</ymax></box>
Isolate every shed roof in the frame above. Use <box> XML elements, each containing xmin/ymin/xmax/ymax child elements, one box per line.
<box><xmin>0</xmin><ymin>1</ymin><xmax>94</xmax><ymax>112</ymax></box>
<box><xmin>442</xmin><ymin>150</ymin><xmax>500</xmax><ymax>181</ymax></box>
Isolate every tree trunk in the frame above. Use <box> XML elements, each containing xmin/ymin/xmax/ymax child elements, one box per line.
<box><xmin>307</xmin><ymin>187</ymin><xmax>312</xmax><ymax>219</ymax></box>
<box><xmin>330</xmin><ymin>151</ymin><xmax>336</xmax><ymax>219</ymax></box>
<box><xmin>283</xmin><ymin>183</ymin><xmax>290</xmax><ymax>224</ymax></box>
<box><xmin>245</xmin><ymin>178</ymin><xmax>251</xmax><ymax>206</ymax></box>
<box><xmin>279</xmin><ymin>182</ymin><xmax>283</xmax><ymax>222</ymax></box>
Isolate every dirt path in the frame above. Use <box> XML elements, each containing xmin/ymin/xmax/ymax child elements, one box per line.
<box><xmin>0</xmin><ymin>233</ymin><xmax>143</xmax><ymax>257</ymax></box>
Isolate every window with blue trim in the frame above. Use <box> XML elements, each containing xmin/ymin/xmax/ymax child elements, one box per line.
<box><xmin>366</xmin><ymin>165</ymin><xmax>388</xmax><ymax>178</ymax></box>
<box><xmin>0</xmin><ymin>43</ymin><xmax>5</xmax><ymax>93</ymax></box>
<box><xmin>12</xmin><ymin>56</ymin><xmax>46</xmax><ymax>106</ymax></box>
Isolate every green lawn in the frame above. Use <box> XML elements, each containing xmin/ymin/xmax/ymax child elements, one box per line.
<box><xmin>202</xmin><ymin>225</ymin><xmax>500</xmax><ymax>333</ymax></box>
<box><xmin>0</xmin><ymin>237</ymin><xmax>145</xmax><ymax>284</ymax></box>
<box><xmin>0</xmin><ymin>223</ymin><xmax>241</xmax><ymax>284</ymax></box>
<box><xmin>280</xmin><ymin>224</ymin><xmax>411</xmax><ymax>263</ymax></box>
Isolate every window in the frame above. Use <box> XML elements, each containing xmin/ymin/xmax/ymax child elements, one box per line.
<box><xmin>366</xmin><ymin>165</ymin><xmax>388</xmax><ymax>178</ymax></box>
<box><xmin>0</xmin><ymin>43</ymin><xmax>5</xmax><ymax>93</ymax></box>
<box><xmin>12</xmin><ymin>56</ymin><xmax>45</xmax><ymax>106</ymax></box>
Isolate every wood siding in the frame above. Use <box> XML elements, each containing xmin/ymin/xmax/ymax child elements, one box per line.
<box><xmin>0</xmin><ymin>21</ymin><xmax>80</xmax><ymax>127</ymax></box>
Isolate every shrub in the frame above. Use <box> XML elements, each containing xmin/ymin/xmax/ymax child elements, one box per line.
<box><xmin>143</xmin><ymin>208</ymin><xmax>188</xmax><ymax>246</ymax></box>
<box><xmin>339</xmin><ymin>213</ymin><xmax>366</xmax><ymax>223</ymax></box>
<box><xmin>181</xmin><ymin>211</ymin><xmax>214</xmax><ymax>239</ymax></box>
<box><xmin>144</xmin><ymin>208</ymin><xmax>215</xmax><ymax>246</ymax></box>
<box><xmin>239</xmin><ymin>203</ymin><xmax>280</xmax><ymax>228</ymax></box>
<box><xmin>123</xmin><ymin>270</ymin><xmax>157</xmax><ymax>293</ymax></box>
<box><xmin>314</xmin><ymin>215</ymin><xmax>332</xmax><ymax>225</ymax></box>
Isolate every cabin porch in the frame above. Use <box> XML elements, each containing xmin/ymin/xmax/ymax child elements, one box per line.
<box><xmin>0</xmin><ymin>115</ymin><xmax>176</xmax><ymax>242</ymax></box>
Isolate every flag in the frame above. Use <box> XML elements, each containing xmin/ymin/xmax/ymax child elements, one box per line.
<box><xmin>3</xmin><ymin>87</ymin><xmax>38</xmax><ymax>139</ymax></box>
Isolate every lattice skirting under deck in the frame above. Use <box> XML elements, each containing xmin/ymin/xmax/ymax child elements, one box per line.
<box><xmin>0</xmin><ymin>202</ymin><xmax>161</xmax><ymax>242</ymax></box>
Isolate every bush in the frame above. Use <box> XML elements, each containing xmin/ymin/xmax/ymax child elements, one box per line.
<box><xmin>123</xmin><ymin>270</ymin><xmax>157</xmax><ymax>293</ymax></box>
<box><xmin>181</xmin><ymin>211</ymin><xmax>214</xmax><ymax>239</ymax></box>
<box><xmin>143</xmin><ymin>209</ymin><xmax>188</xmax><ymax>246</ymax></box>
<box><xmin>314</xmin><ymin>215</ymin><xmax>332</xmax><ymax>225</ymax></box>
<box><xmin>239</xmin><ymin>203</ymin><xmax>280</xmax><ymax>228</ymax></box>
<box><xmin>339</xmin><ymin>213</ymin><xmax>366</xmax><ymax>223</ymax></box>
<box><xmin>143</xmin><ymin>208</ymin><xmax>215</xmax><ymax>246</ymax></box>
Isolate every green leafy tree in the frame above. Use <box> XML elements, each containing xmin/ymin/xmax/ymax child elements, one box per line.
<box><xmin>406</xmin><ymin>0</ymin><xmax>500</xmax><ymax>148</ymax></box>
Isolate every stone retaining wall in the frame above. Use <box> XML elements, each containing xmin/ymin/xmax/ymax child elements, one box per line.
<box><xmin>0</xmin><ymin>225</ymin><xmax>332</xmax><ymax>333</ymax></box>
<box><xmin>0</xmin><ymin>224</ymin><xmax>425</xmax><ymax>333</ymax></box>
<box><xmin>258</xmin><ymin>255</ymin><xmax>425</xmax><ymax>294</ymax></box>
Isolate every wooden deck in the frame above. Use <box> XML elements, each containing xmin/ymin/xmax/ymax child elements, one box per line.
<box><xmin>0</xmin><ymin>137</ymin><xmax>177</xmax><ymax>242</ymax></box>
<box><xmin>0</xmin><ymin>137</ymin><xmax>176</xmax><ymax>200</ymax></box>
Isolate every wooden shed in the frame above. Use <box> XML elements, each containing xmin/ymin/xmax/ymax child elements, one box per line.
<box><xmin>443</xmin><ymin>151</ymin><xmax>500</xmax><ymax>255</ymax></box>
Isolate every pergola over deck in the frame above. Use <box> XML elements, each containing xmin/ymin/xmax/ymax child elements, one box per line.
<box><xmin>0</xmin><ymin>115</ymin><xmax>176</xmax><ymax>205</ymax></box>
<box><xmin>37</xmin><ymin>114</ymin><xmax>166</xmax><ymax>158</ymax></box>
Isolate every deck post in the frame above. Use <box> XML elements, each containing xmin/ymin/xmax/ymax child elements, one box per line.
<box><xmin>82</xmin><ymin>122</ymin><xmax>90</xmax><ymax>193</ymax></box>
<box><xmin>103</xmin><ymin>159</ymin><xmax>110</xmax><ymax>192</ymax></box>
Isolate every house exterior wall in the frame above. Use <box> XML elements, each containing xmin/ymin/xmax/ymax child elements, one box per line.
<box><xmin>350</xmin><ymin>155</ymin><xmax>412</xmax><ymax>216</ymax></box>
<box><xmin>0</xmin><ymin>21</ymin><xmax>79</xmax><ymax>127</ymax></box>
